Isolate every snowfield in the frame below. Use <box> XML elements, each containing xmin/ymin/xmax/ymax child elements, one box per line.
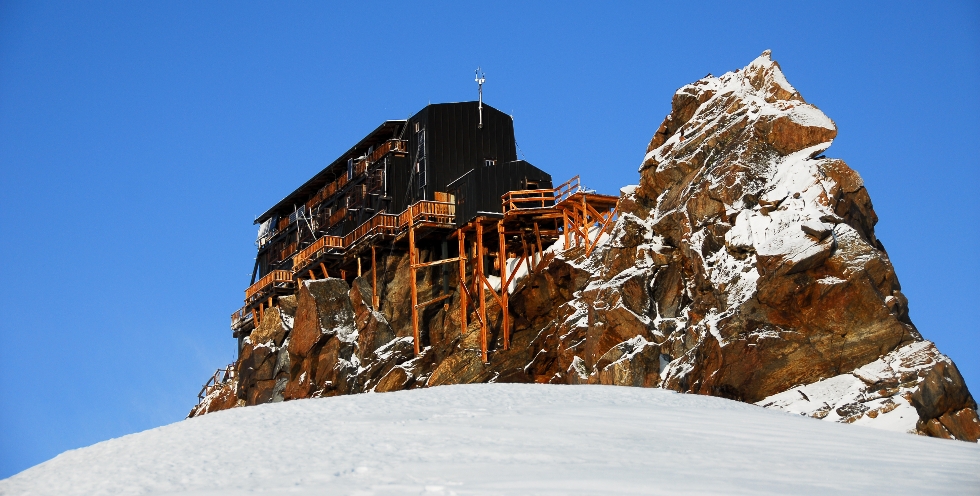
<box><xmin>2</xmin><ymin>384</ymin><xmax>977</xmax><ymax>495</ymax></box>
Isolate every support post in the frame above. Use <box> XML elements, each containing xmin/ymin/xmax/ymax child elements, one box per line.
<box><xmin>562</xmin><ymin>211</ymin><xmax>570</xmax><ymax>250</ymax></box>
<box><xmin>476</xmin><ymin>220</ymin><xmax>487</xmax><ymax>363</ymax></box>
<box><xmin>534</xmin><ymin>222</ymin><xmax>544</xmax><ymax>270</ymax></box>
<box><xmin>498</xmin><ymin>221</ymin><xmax>509</xmax><ymax>350</ymax></box>
<box><xmin>308</xmin><ymin>270</ymin><xmax>315</xmax><ymax>281</ymax></box>
<box><xmin>371</xmin><ymin>246</ymin><xmax>378</xmax><ymax>308</ymax></box>
<box><xmin>357</xmin><ymin>256</ymin><xmax>362</xmax><ymax>277</ymax></box>
<box><xmin>409</xmin><ymin>215</ymin><xmax>420</xmax><ymax>355</ymax></box>
<box><xmin>319</xmin><ymin>262</ymin><xmax>329</xmax><ymax>279</ymax></box>
<box><xmin>458</xmin><ymin>231</ymin><xmax>467</xmax><ymax>338</ymax></box>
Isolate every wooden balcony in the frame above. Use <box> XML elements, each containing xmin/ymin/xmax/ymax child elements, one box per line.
<box><xmin>368</xmin><ymin>139</ymin><xmax>407</xmax><ymax>163</ymax></box>
<box><xmin>245</xmin><ymin>270</ymin><xmax>293</xmax><ymax>304</ymax></box>
<box><xmin>502</xmin><ymin>175</ymin><xmax>580</xmax><ymax>213</ymax></box>
<box><xmin>230</xmin><ymin>306</ymin><xmax>253</xmax><ymax>330</ymax></box>
<box><xmin>400</xmin><ymin>200</ymin><xmax>456</xmax><ymax>226</ymax></box>
<box><xmin>343</xmin><ymin>213</ymin><xmax>400</xmax><ymax>247</ymax></box>
<box><xmin>292</xmin><ymin>235</ymin><xmax>344</xmax><ymax>272</ymax></box>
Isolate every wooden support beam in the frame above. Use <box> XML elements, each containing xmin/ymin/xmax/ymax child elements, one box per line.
<box><xmin>521</xmin><ymin>236</ymin><xmax>532</xmax><ymax>274</ymax></box>
<box><xmin>476</xmin><ymin>220</ymin><xmax>488</xmax><ymax>363</ymax></box>
<box><xmin>505</xmin><ymin>254</ymin><xmax>526</xmax><ymax>290</ymax></box>
<box><xmin>416</xmin><ymin>293</ymin><xmax>452</xmax><ymax>309</ymax></box>
<box><xmin>498</xmin><ymin>221</ymin><xmax>509</xmax><ymax>350</ymax></box>
<box><xmin>371</xmin><ymin>246</ymin><xmax>378</xmax><ymax>308</ymax></box>
<box><xmin>319</xmin><ymin>263</ymin><xmax>329</xmax><ymax>279</ymax></box>
<box><xmin>479</xmin><ymin>273</ymin><xmax>503</xmax><ymax>307</ymax></box>
<box><xmin>533</xmin><ymin>222</ymin><xmax>544</xmax><ymax>271</ymax></box>
<box><xmin>585</xmin><ymin>204</ymin><xmax>619</xmax><ymax>257</ymax></box>
<box><xmin>412</xmin><ymin>257</ymin><xmax>460</xmax><ymax>269</ymax></box>
<box><xmin>308</xmin><ymin>270</ymin><xmax>316</xmax><ymax>281</ymax></box>
<box><xmin>409</xmin><ymin>215</ymin><xmax>420</xmax><ymax>355</ymax></box>
<box><xmin>357</xmin><ymin>256</ymin><xmax>362</xmax><ymax>277</ymax></box>
<box><xmin>562</xmin><ymin>210</ymin><xmax>570</xmax><ymax>249</ymax></box>
<box><xmin>458</xmin><ymin>231</ymin><xmax>468</xmax><ymax>337</ymax></box>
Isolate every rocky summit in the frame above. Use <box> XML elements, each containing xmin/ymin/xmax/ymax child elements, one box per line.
<box><xmin>192</xmin><ymin>51</ymin><xmax>979</xmax><ymax>442</ymax></box>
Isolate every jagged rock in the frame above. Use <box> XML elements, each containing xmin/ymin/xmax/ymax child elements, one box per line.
<box><xmin>188</xmin><ymin>381</ymin><xmax>241</xmax><ymax>417</ymax></box>
<box><xmin>198</xmin><ymin>51</ymin><xmax>978</xmax><ymax>443</ymax></box>
<box><xmin>284</xmin><ymin>279</ymin><xmax>359</xmax><ymax>399</ymax></box>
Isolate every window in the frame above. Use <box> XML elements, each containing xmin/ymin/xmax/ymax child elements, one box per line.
<box><xmin>485</xmin><ymin>159</ymin><xmax>496</xmax><ymax>167</ymax></box>
<box><xmin>347</xmin><ymin>158</ymin><xmax>354</xmax><ymax>180</ymax></box>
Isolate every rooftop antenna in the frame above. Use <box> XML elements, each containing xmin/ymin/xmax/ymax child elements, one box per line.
<box><xmin>475</xmin><ymin>67</ymin><xmax>486</xmax><ymax>129</ymax></box>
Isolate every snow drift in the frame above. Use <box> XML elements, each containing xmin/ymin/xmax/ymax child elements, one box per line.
<box><xmin>5</xmin><ymin>385</ymin><xmax>980</xmax><ymax>495</ymax></box>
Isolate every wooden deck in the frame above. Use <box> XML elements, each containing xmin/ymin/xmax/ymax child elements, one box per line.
<box><xmin>233</xmin><ymin>177</ymin><xmax>619</xmax><ymax>356</ymax></box>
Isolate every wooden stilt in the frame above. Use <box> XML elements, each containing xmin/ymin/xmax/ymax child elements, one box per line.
<box><xmin>357</xmin><ymin>256</ymin><xmax>362</xmax><ymax>277</ymax></box>
<box><xmin>458</xmin><ymin>231</ymin><xmax>467</xmax><ymax>337</ymax></box>
<box><xmin>319</xmin><ymin>263</ymin><xmax>329</xmax><ymax>279</ymax></box>
<box><xmin>409</xmin><ymin>215</ymin><xmax>420</xmax><ymax>355</ymax></box>
<box><xmin>476</xmin><ymin>220</ymin><xmax>487</xmax><ymax>363</ymax></box>
<box><xmin>308</xmin><ymin>270</ymin><xmax>316</xmax><ymax>281</ymax></box>
<box><xmin>562</xmin><ymin>211</ymin><xmax>570</xmax><ymax>250</ymax></box>
<box><xmin>257</xmin><ymin>303</ymin><xmax>264</xmax><ymax>326</ymax></box>
<box><xmin>521</xmin><ymin>236</ymin><xmax>531</xmax><ymax>274</ymax></box>
<box><xmin>534</xmin><ymin>222</ymin><xmax>544</xmax><ymax>270</ymax></box>
<box><xmin>340</xmin><ymin>269</ymin><xmax>346</xmax><ymax>280</ymax></box>
<box><xmin>498</xmin><ymin>220</ymin><xmax>509</xmax><ymax>350</ymax></box>
<box><xmin>371</xmin><ymin>246</ymin><xmax>378</xmax><ymax>308</ymax></box>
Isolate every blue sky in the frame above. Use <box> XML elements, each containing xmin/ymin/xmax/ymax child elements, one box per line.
<box><xmin>1</xmin><ymin>1</ymin><xmax>977</xmax><ymax>478</ymax></box>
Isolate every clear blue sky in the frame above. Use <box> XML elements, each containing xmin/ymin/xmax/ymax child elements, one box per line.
<box><xmin>1</xmin><ymin>1</ymin><xmax>977</xmax><ymax>478</ymax></box>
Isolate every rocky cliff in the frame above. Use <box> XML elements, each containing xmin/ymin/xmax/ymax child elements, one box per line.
<box><xmin>192</xmin><ymin>51</ymin><xmax>979</xmax><ymax>442</ymax></box>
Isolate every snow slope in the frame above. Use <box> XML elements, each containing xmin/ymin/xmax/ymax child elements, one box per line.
<box><xmin>2</xmin><ymin>384</ymin><xmax>977</xmax><ymax>495</ymax></box>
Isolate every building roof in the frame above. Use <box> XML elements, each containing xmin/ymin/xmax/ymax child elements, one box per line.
<box><xmin>254</xmin><ymin>120</ymin><xmax>405</xmax><ymax>224</ymax></box>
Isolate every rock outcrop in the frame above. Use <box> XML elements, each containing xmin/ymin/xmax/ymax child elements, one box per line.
<box><xmin>192</xmin><ymin>51</ymin><xmax>979</xmax><ymax>442</ymax></box>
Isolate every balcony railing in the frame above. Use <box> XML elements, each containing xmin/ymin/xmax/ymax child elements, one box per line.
<box><xmin>293</xmin><ymin>235</ymin><xmax>344</xmax><ymax>272</ymax></box>
<box><xmin>230</xmin><ymin>306</ymin><xmax>254</xmax><ymax>330</ymax></box>
<box><xmin>343</xmin><ymin>212</ymin><xmax>400</xmax><ymax>247</ymax></box>
<box><xmin>245</xmin><ymin>270</ymin><xmax>293</xmax><ymax>303</ymax></box>
<box><xmin>400</xmin><ymin>200</ymin><xmax>456</xmax><ymax>226</ymax></box>
<box><xmin>502</xmin><ymin>175</ymin><xmax>580</xmax><ymax>213</ymax></box>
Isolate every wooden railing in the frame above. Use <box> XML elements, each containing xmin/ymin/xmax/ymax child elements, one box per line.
<box><xmin>230</xmin><ymin>306</ymin><xmax>253</xmax><ymax>329</ymax></box>
<box><xmin>198</xmin><ymin>364</ymin><xmax>236</xmax><ymax>404</ymax></box>
<box><xmin>303</xmin><ymin>140</ymin><xmax>407</xmax><ymax>213</ymax></box>
<box><xmin>343</xmin><ymin>213</ymin><xmax>400</xmax><ymax>246</ymax></box>
<box><xmin>245</xmin><ymin>270</ymin><xmax>293</xmax><ymax>302</ymax></box>
<box><xmin>289</xmin><ymin>200</ymin><xmax>454</xmax><ymax>274</ymax></box>
<box><xmin>400</xmin><ymin>200</ymin><xmax>456</xmax><ymax>226</ymax></box>
<box><xmin>326</xmin><ymin>207</ymin><xmax>347</xmax><ymax>228</ymax></box>
<box><xmin>368</xmin><ymin>139</ymin><xmax>407</xmax><ymax>164</ymax></box>
<box><xmin>263</xmin><ymin>141</ymin><xmax>410</xmax><ymax>242</ymax></box>
<box><xmin>292</xmin><ymin>235</ymin><xmax>344</xmax><ymax>271</ymax></box>
<box><xmin>501</xmin><ymin>175</ymin><xmax>580</xmax><ymax>213</ymax></box>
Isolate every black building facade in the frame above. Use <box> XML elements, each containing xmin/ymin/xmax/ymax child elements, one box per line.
<box><xmin>250</xmin><ymin>101</ymin><xmax>552</xmax><ymax>280</ymax></box>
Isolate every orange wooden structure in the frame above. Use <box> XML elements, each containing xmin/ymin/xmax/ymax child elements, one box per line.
<box><xmin>232</xmin><ymin>177</ymin><xmax>618</xmax><ymax>365</ymax></box>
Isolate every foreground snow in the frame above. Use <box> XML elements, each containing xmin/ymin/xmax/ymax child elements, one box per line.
<box><xmin>2</xmin><ymin>385</ymin><xmax>977</xmax><ymax>495</ymax></box>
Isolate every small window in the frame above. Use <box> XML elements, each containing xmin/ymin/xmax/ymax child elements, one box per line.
<box><xmin>485</xmin><ymin>159</ymin><xmax>496</xmax><ymax>167</ymax></box>
<box><xmin>347</xmin><ymin>158</ymin><xmax>354</xmax><ymax>180</ymax></box>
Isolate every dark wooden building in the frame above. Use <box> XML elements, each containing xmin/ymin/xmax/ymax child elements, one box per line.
<box><xmin>249</xmin><ymin>101</ymin><xmax>552</xmax><ymax>283</ymax></box>
<box><xmin>227</xmin><ymin>100</ymin><xmax>621</xmax><ymax>366</ymax></box>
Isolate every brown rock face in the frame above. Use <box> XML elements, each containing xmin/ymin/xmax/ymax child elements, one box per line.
<box><xmin>199</xmin><ymin>52</ymin><xmax>977</xmax><ymax>442</ymax></box>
